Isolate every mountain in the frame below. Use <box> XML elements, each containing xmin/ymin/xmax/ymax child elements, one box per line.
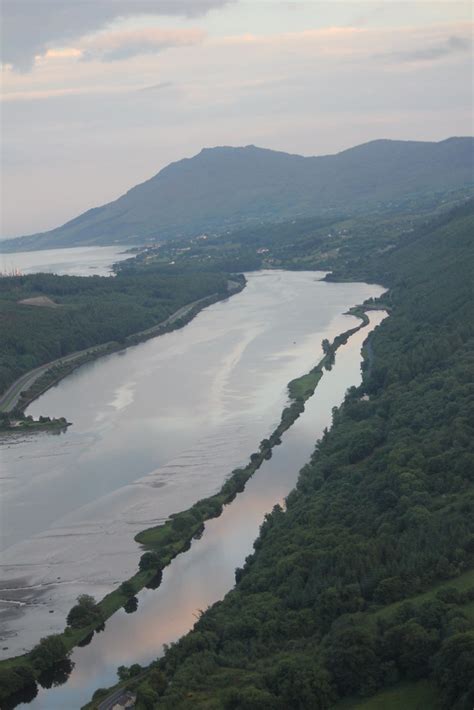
<box><xmin>2</xmin><ymin>137</ymin><xmax>473</xmax><ymax>252</ymax></box>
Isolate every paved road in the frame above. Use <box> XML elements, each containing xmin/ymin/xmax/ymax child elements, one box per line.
<box><xmin>97</xmin><ymin>687</ymin><xmax>136</xmax><ymax>710</ymax></box>
<box><xmin>0</xmin><ymin>346</ymin><xmax>103</xmax><ymax>413</ymax></box>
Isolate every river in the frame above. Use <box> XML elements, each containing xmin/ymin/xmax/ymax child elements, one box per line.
<box><xmin>0</xmin><ymin>270</ymin><xmax>383</xmax><ymax>704</ymax></box>
<box><xmin>16</xmin><ymin>309</ymin><xmax>386</xmax><ymax>709</ymax></box>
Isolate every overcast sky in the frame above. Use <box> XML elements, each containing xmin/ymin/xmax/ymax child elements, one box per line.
<box><xmin>1</xmin><ymin>0</ymin><xmax>472</xmax><ymax>237</ymax></box>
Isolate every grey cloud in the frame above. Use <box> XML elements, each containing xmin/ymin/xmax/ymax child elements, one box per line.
<box><xmin>81</xmin><ymin>27</ymin><xmax>205</xmax><ymax>62</ymax></box>
<box><xmin>381</xmin><ymin>35</ymin><xmax>472</xmax><ymax>63</ymax></box>
<box><xmin>1</xmin><ymin>0</ymin><xmax>232</xmax><ymax>70</ymax></box>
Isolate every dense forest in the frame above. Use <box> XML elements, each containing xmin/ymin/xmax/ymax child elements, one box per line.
<box><xmin>0</xmin><ymin>268</ymin><xmax>228</xmax><ymax>396</ymax></box>
<box><xmin>110</xmin><ymin>200</ymin><xmax>474</xmax><ymax>709</ymax></box>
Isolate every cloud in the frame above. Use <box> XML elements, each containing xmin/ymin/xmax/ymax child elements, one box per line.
<box><xmin>217</xmin><ymin>27</ymin><xmax>360</xmax><ymax>46</ymax></box>
<box><xmin>381</xmin><ymin>35</ymin><xmax>472</xmax><ymax>63</ymax></box>
<box><xmin>80</xmin><ymin>27</ymin><xmax>205</xmax><ymax>62</ymax></box>
<box><xmin>138</xmin><ymin>81</ymin><xmax>174</xmax><ymax>92</ymax></box>
<box><xmin>1</xmin><ymin>0</ymin><xmax>231</xmax><ymax>70</ymax></box>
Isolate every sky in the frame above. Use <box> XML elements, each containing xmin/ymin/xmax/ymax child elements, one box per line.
<box><xmin>1</xmin><ymin>1</ymin><xmax>472</xmax><ymax>237</ymax></box>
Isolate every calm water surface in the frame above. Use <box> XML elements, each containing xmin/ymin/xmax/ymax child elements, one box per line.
<box><xmin>20</xmin><ymin>310</ymin><xmax>386</xmax><ymax>709</ymax></box>
<box><xmin>0</xmin><ymin>245</ymin><xmax>131</xmax><ymax>277</ymax></box>
<box><xmin>0</xmin><ymin>271</ymin><xmax>383</xmax><ymax>667</ymax></box>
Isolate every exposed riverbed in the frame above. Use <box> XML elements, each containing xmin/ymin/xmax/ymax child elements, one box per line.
<box><xmin>0</xmin><ymin>271</ymin><xmax>383</xmax><ymax>672</ymax></box>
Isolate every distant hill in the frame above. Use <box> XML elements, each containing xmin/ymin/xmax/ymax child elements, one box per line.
<box><xmin>2</xmin><ymin>137</ymin><xmax>473</xmax><ymax>252</ymax></box>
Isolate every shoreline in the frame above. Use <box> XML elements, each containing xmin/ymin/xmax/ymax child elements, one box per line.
<box><xmin>0</xmin><ymin>296</ymin><xmax>388</xmax><ymax>705</ymax></box>
<box><xmin>0</xmin><ymin>282</ymin><xmax>245</xmax><ymax>416</ymax></box>
<box><xmin>0</xmin><ymin>418</ymin><xmax>71</xmax><ymax>435</ymax></box>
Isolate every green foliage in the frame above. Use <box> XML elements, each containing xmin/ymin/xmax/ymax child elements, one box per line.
<box><xmin>129</xmin><ymin>200</ymin><xmax>474</xmax><ymax>707</ymax></box>
<box><xmin>434</xmin><ymin>632</ymin><xmax>474</xmax><ymax>709</ymax></box>
<box><xmin>29</xmin><ymin>635</ymin><xmax>68</xmax><ymax>672</ymax></box>
<box><xmin>139</xmin><ymin>551</ymin><xmax>162</xmax><ymax>572</ymax></box>
<box><xmin>223</xmin><ymin>685</ymin><xmax>276</xmax><ymax>709</ymax></box>
<box><xmin>119</xmin><ymin>580</ymin><xmax>136</xmax><ymax>598</ymax></box>
<box><xmin>66</xmin><ymin>594</ymin><xmax>102</xmax><ymax>629</ymax></box>
<box><xmin>0</xmin><ymin>665</ymin><xmax>36</xmax><ymax>701</ymax></box>
<box><xmin>265</xmin><ymin>655</ymin><xmax>336</xmax><ymax>709</ymax></box>
<box><xmin>136</xmin><ymin>685</ymin><xmax>159</xmax><ymax>709</ymax></box>
<box><xmin>117</xmin><ymin>663</ymin><xmax>143</xmax><ymax>681</ymax></box>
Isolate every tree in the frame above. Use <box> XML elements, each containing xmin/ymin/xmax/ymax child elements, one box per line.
<box><xmin>123</xmin><ymin>596</ymin><xmax>139</xmax><ymax>614</ymax></box>
<box><xmin>148</xmin><ymin>666</ymin><xmax>167</xmax><ymax>695</ymax></box>
<box><xmin>29</xmin><ymin>635</ymin><xmax>68</xmax><ymax>672</ymax></box>
<box><xmin>383</xmin><ymin>621</ymin><xmax>438</xmax><ymax>680</ymax></box>
<box><xmin>120</xmin><ymin>580</ymin><xmax>135</xmax><ymax>597</ymax></box>
<box><xmin>325</xmin><ymin>624</ymin><xmax>380</xmax><ymax>696</ymax></box>
<box><xmin>434</xmin><ymin>632</ymin><xmax>474</xmax><ymax>709</ymax></box>
<box><xmin>267</xmin><ymin>656</ymin><xmax>335</xmax><ymax>709</ymax></box>
<box><xmin>136</xmin><ymin>685</ymin><xmax>159</xmax><ymax>709</ymax></box>
<box><xmin>224</xmin><ymin>686</ymin><xmax>276</xmax><ymax>709</ymax></box>
<box><xmin>171</xmin><ymin>513</ymin><xmax>196</xmax><ymax>533</ymax></box>
<box><xmin>66</xmin><ymin>594</ymin><xmax>102</xmax><ymax>629</ymax></box>
<box><xmin>0</xmin><ymin>666</ymin><xmax>36</xmax><ymax>701</ymax></box>
<box><xmin>139</xmin><ymin>551</ymin><xmax>162</xmax><ymax>572</ymax></box>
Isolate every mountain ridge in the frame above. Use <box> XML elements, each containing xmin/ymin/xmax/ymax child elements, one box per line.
<box><xmin>2</xmin><ymin>136</ymin><xmax>473</xmax><ymax>252</ymax></box>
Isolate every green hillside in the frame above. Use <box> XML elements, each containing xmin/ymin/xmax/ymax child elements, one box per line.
<box><xmin>118</xmin><ymin>200</ymin><xmax>474</xmax><ymax>709</ymax></box>
<box><xmin>1</xmin><ymin>137</ymin><xmax>473</xmax><ymax>252</ymax></box>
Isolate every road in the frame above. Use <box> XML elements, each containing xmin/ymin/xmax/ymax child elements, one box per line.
<box><xmin>97</xmin><ymin>687</ymin><xmax>136</xmax><ymax>710</ymax></box>
<box><xmin>0</xmin><ymin>346</ymin><xmax>104</xmax><ymax>413</ymax></box>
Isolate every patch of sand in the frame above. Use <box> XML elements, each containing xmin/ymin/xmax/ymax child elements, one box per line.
<box><xmin>18</xmin><ymin>296</ymin><xmax>59</xmax><ymax>307</ymax></box>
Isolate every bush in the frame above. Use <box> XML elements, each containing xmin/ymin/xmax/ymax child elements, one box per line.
<box><xmin>29</xmin><ymin>635</ymin><xmax>68</xmax><ymax>672</ymax></box>
<box><xmin>139</xmin><ymin>551</ymin><xmax>162</xmax><ymax>572</ymax></box>
<box><xmin>66</xmin><ymin>594</ymin><xmax>102</xmax><ymax>629</ymax></box>
<box><xmin>171</xmin><ymin>513</ymin><xmax>196</xmax><ymax>533</ymax></box>
<box><xmin>120</xmin><ymin>580</ymin><xmax>135</xmax><ymax>597</ymax></box>
<box><xmin>224</xmin><ymin>686</ymin><xmax>277</xmax><ymax>709</ymax></box>
<box><xmin>434</xmin><ymin>632</ymin><xmax>474</xmax><ymax>709</ymax></box>
<box><xmin>0</xmin><ymin>666</ymin><xmax>36</xmax><ymax>700</ymax></box>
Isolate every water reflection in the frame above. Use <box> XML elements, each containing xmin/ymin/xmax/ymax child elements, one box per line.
<box><xmin>3</xmin><ymin>682</ymin><xmax>38</xmax><ymax>710</ymax></box>
<box><xmin>21</xmin><ymin>312</ymin><xmax>386</xmax><ymax>709</ymax></box>
<box><xmin>1</xmin><ymin>272</ymin><xmax>382</xmax><ymax>659</ymax></box>
<box><xmin>76</xmin><ymin>632</ymin><xmax>94</xmax><ymax>648</ymax></box>
<box><xmin>37</xmin><ymin>660</ymin><xmax>74</xmax><ymax>690</ymax></box>
<box><xmin>123</xmin><ymin>597</ymin><xmax>138</xmax><ymax>614</ymax></box>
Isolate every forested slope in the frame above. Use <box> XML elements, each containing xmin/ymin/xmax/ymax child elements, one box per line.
<box><xmin>123</xmin><ymin>200</ymin><xmax>474</xmax><ymax>708</ymax></box>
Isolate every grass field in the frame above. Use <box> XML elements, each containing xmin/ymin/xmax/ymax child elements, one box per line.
<box><xmin>344</xmin><ymin>680</ymin><xmax>441</xmax><ymax>710</ymax></box>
